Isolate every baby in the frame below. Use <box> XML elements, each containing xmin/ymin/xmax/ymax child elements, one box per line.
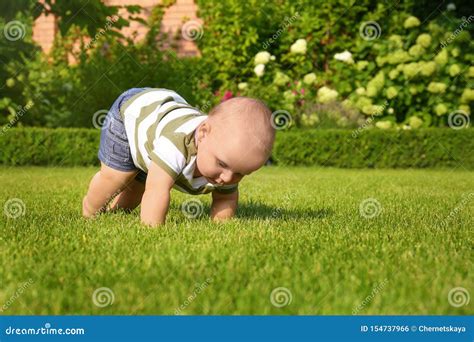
<box><xmin>82</xmin><ymin>88</ymin><xmax>275</xmax><ymax>226</ymax></box>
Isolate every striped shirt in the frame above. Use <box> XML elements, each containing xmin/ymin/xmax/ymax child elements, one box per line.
<box><xmin>120</xmin><ymin>88</ymin><xmax>238</xmax><ymax>195</ymax></box>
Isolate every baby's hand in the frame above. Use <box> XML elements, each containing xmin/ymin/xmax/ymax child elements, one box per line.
<box><xmin>210</xmin><ymin>189</ymin><xmax>239</xmax><ymax>222</ymax></box>
<box><xmin>140</xmin><ymin>162</ymin><xmax>175</xmax><ymax>227</ymax></box>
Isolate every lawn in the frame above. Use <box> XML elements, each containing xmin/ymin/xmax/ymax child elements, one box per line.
<box><xmin>0</xmin><ymin>166</ymin><xmax>472</xmax><ymax>315</ymax></box>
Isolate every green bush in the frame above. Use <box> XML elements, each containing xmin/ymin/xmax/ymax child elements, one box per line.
<box><xmin>19</xmin><ymin>43</ymin><xmax>205</xmax><ymax>128</ymax></box>
<box><xmin>1</xmin><ymin>1</ymin><xmax>212</xmax><ymax>128</ymax></box>
<box><xmin>0</xmin><ymin>0</ymin><xmax>133</xmax><ymax>127</ymax></box>
<box><xmin>0</xmin><ymin>127</ymin><xmax>99</xmax><ymax>166</ymax></box>
<box><xmin>338</xmin><ymin>14</ymin><xmax>473</xmax><ymax>129</ymax></box>
<box><xmin>273</xmin><ymin>128</ymin><xmax>474</xmax><ymax>168</ymax></box>
<box><xmin>2</xmin><ymin>1</ymin><xmax>473</xmax><ymax>130</ymax></box>
<box><xmin>1</xmin><ymin>127</ymin><xmax>472</xmax><ymax>169</ymax></box>
<box><xmin>196</xmin><ymin>0</ymin><xmax>473</xmax><ymax>128</ymax></box>
<box><xmin>196</xmin><ymin>0</ymin><xmax>411</xmax><ymax>88</ymax></box>
<box><xmin>0</xmin><ymin>13</ymin><xmax>40</xmax><ymax>125</ymax></box>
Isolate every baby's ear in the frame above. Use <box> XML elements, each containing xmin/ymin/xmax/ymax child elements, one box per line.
<box><xmin>198</xmin><ymin>121</ymin><xmax>211</xmax><ymax>138</ymax></box>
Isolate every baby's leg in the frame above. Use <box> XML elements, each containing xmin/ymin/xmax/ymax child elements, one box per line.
<box><xmin>107</xmin><ymin>178</ymin><xmax>145</xmax><ymax>212</ymax></box>
<box><xmin>82</xmin><ymin>162</ymin><xmax>138</xmax><ymax>217</ymax></box>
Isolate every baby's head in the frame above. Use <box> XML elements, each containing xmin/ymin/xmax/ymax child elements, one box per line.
<box><xmin>195</xmin><ymin>97</ymin><xmax>275</xmax><ymax>186</ymax></box>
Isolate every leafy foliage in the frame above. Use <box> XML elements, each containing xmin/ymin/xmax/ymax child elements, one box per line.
<box><xmin>273</xmin><ymin>128</ymin><xmax>474</xmax><ymax>168</ymax></box>
<box><xmin>1</xmin><ymin>0</ymin><xmax>472</xmax><ymax>128</ymax></box>
<box><xmin>1</xmin><ymin>127</ymin><xmax>473</xmax><ymax>169</ymax></box>
<box><xmin>197</xmin><ymin>0</ymin><xmax>473</xmax><ymax>128</ymax></box>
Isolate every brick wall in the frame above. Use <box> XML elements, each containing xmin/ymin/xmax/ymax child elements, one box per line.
<box><xmin>32</xmin><ymin>0</ymin><xmax>201</xmax><ymax>57</ymax></box>
<box><xmin>32</xmin><ymin>12</ymin><xmax>56</xmax><ymax>53</ymax></box>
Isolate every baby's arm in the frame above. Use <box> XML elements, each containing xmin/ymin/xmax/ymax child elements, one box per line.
<box><xmin>211</xmin><ymin>189</ymin><xmax>239</xmax><ymax>222</ymax></box>
<box><xmin>140</xmin><ymin>162</ymin><xmax>175</xmax><ymax>227</ymax></box>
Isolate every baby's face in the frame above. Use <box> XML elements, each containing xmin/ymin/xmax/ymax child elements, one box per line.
<box><xmin>195</xmin><ymin>120</ymin><xmax>266</xmax><ymax>186</ymax></box>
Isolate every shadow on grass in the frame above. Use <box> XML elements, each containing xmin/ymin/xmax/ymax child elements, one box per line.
<box><xmin>235</xmin><ymin>201</ymin><xmax>333</xmax><ymax>221</ymax></box>
<box><xmin>168</xmin><ymin>200</ymin><xmax>334</xmax><ymax>222</ymax></box>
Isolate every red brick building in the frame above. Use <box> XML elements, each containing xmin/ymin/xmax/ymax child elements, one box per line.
<box><xmin>32</xmin><ymin>0</ymin><xmax>201</xmax><ymax>57</ymax></box>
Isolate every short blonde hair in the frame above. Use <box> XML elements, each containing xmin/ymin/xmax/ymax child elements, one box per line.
<box><xmin>208</xmin><ymin>97</ymin><xmax>275</xmax><ymax>156</ymax></box>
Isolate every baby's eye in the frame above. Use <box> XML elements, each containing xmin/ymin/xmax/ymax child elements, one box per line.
<box><xmin>217</xmin><ymin>160</ymin><xmax>227</xmax><ymax>168</ymax></box>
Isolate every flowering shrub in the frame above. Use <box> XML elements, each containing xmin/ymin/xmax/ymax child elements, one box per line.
<box><xmin>338</xmin><ymin>14</ymin><xmax>473</xmax><ymax>129</ymax></box>
<box><xmin>1</xmin><ymin>2</ymin><xmax>205</xmax><ymax>128</ymax></box>
<box><xmin>2</xmin><ymin>0</ymin><xmax>472</xmax><ymax>130</ymax></box>
<box><xmin>199</xmin><ymin>1</ymin><xmax>472</xmax><ymax>129</ymax></box>
<box><xmin>194</xmin><ymin>0</ymin><xmax>401</xmax><ymax>124</ymax></box>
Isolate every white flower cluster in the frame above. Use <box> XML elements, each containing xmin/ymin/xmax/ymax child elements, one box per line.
<box><xmin>290</xmin><ymin>39</ymin><xmax>307</xmax><ymax>54</ymax></box>
<box><xmin>253</xmin><ymin>51</ymin><xmax>275</xmax><ymax>77</ymax></box>
<box><xmin>334</xmin><ymin>50</ymin><xmax>354</xmax><ymax>64</ymax></box>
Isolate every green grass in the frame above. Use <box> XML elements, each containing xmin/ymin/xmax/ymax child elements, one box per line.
<box><xmin>0</xmin><ymin>166</ymin><xmax>472</xmax><ymax>315</ymax></box>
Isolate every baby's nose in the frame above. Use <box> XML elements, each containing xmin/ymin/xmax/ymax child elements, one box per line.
<box><xmin>220</xmin><ymin>171</ymin><xmax>233</xmax><ymax>183</ymax></box>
